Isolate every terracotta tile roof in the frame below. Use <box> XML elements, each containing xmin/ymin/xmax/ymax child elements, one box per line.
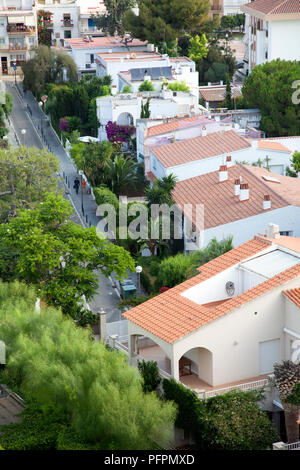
<box><xmin>257</xmin><ymin>140</ymin><xmax>291</xmax><ymax>152</ymax></box>
<box><xmin>172</xmin><ymin>165</ymin><xmax>289</xmax><ymax>230</ymax></box>
<box><xmin>244</xmin><ymin>0</ymin><xmax>300</xmax><ymax>15</ymax></box>
<box><xmin>147</xmin><ymin>171</ymin><xmax>157</xmax><ymax>181</ymax></box>
<box><xmin>199</xmin><ymin>86</ymin><xmax>242</xmax><ymax>103</ymax></box>
<box><xmin>151</xmin><ymin>130</ymin><xmax>251</xmax><ymax>168</ymax></box>
<box><xmin>146</xmin><ymin>116</ymin><xmax>201</xmax><ymax>137</ymax></box>
<box><xmin>283</xmin><ymin>288</ymin><xmax>300</xmax><ymax>307</ymax></box>
<box><xmin>124</xmin><ymin>237</ymin><xmax>300</xmax><ymax>343</ymax></box>
<box><xmin>246</xmin><ymin>165</ymin><xmax>300</xmax><ymax>207</ymax></box>
<box><xmin>257</xmin><ymin>235</ymin><xmax>300</xmax><ymax>253</ymax></box>
<box><xmin>65</xmin><ymin>36</ymin><xmax>147</xmax><ymax>49</ymax></box>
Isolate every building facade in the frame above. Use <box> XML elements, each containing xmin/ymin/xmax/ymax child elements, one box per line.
<box><xmin>0</xmin><ymin>0</ymin><xmax>37</xmax><ymax>76</ymax></box>
<box><xmin>242</xmin><ymin>0</ymin><xmax>300</xmax><ymax>73</ymax></box>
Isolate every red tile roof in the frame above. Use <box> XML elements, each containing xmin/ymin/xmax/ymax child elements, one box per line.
<box><xmin>124</xmin><ymin>237</ymin><xmax>300</xmax><ymax>343</ymax></box>
<box><xmin>172</xmin><ymin>165</ymin><xmax>290</xmax><ymax>230</ymax></box>
<box><xmin>257</xmin><ymin>140</ymin><xmax>291</xmax><ymax>152</ymax></box>
<box><xmin>146</xmin><ymin>116</ymin><xmax>201</xmax><ymax>137</ymax></box>
<box><xmin>151</xmin><ymin>130</ymin><xmax>251</xmax><ymax>168</ymax></box>
<box><xmin>199</xmin><ymin>86</ymin><xmax>242</xmax><ymax>103</ymax></box>
<box><xmin>244</xmin><ymin>0</ymin><xmax>300</xmax><ymax>15</ymax></box>
<box><xmin>283</xmin><ymin>288</ymin><xmax>300</xmax><ymax>307</ymax></box>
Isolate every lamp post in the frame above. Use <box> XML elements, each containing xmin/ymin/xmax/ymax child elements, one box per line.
<box><xmin>21</xmin><ymin>129</ymin><xmax>26</xmax><ymax>146</ymax></box>
<box><xmin>79</xmin><ymin>170</ymin><xmax>84</xmax><ymax>214</ymax></box>
<box><xmin>135</xmin><ymin>265</ymin><xmax>143</xmax><ymax>295</ymax></box>
<box><xmin>38</xmin><ymin>101</ymin><xmax>43</xmax><ymax>131</ymax></box>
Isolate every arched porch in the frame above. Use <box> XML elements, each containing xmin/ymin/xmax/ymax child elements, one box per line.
<box><xmin>177</xmin><ymin>347</ymin><xmax>213</xmax><ymax>389</ymax></box>
<box><xmin>116</xmin><ymin>112</ymin><xmax>134</xmax><ymax>126</ymax></box>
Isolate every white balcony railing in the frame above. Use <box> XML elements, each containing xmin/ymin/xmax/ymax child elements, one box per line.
<box><xmin>196</xmin><ymin>378</ymin><xmax>269</xmax><ymax>399</ymax></box>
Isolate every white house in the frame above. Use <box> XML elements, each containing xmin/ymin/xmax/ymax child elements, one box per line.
<box><xmin>64</xmin><ymin>35</ymin><xmax>148</xmax><ymax>76</ymax></box>
<box><xmin>148</xmin><ymin>129</ymin><xmax>293</xmax><ymax>182</ymax></box>
<box><xmin>172</xmin><ymin>164</ymin><xmax>300</xmax><ymax>251</ymax></box>
<box><xmin>35</xmin><ymin>0</ymin><xmax>80</xmax><ymax>48</ymax></box>
<box><xmin>77</xmin><ymin>0</ymin><xmax>106</xmax><ymax>37</ymax></box>
<box><xmin>117</xmin><ymin>56</ymin><xmax>199</xmax><ymax>99</ymax></box>
<box><xmin>123</xmin><ymin>229</ymin><xmax>300</xmax><ymax>395</ymax></box>
<box><xmin>96</xmin><ymin>90</ymin><xmax>200</xmax><ymax>142</ymax></box>
<box><xmin>242</xmin><ymin>0</ymin><xmax>300</xmax><ymax>73</ymax></box>
<box><xmin>0</xmin><ymin>0</ymin><xmax>38</xmax><ymax>77</ymax></box>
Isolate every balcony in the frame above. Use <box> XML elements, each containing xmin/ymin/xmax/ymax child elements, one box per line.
<box><xmin>8</xmin><ymin>43</ymin><xmax>28</xmax><ymax>51</ymax></box>
<box><xmin>61</xmin><ymin>20</ymin><xmax>74</xmax><ymax>28</ymax></box>
<box><xmin>7</xmin><ymin>25</ymin><xmax>35</xmax><ymax>35</ymax></box>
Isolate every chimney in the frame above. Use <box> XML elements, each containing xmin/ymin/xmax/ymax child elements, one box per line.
<box><xmin>266</xmin><ymin>223</ymin><xmax>280</xmax><ymax>239</ymax></box>
<box><xmin>234</xmin><ymin>178</ymin><xmax>240</xmax><ymax>196</ymax></box>
<box><xmin>239</xmin><ymin>183</ymin><xmax>249</xmax><ymax>201</ymax></box>
<box><xmin>226</xmin><ymin>155</ymin><xmax>233</xmax><ymax>167</ymax></box>
<box><xmin>219</xmin><ymin>165</ymin><xmax>228</xmax><ymax>182</ymax></box>
<box><xmin>202</xmin><ymin>126</ymin><xmax>207</xmax><ymax>136</ymax></box>
<box><xmin>263</xmin><ymin>194</ymin><xmax>271</xmax><ymax>210</ymax></box>
<box><xmin>251</xmin><ymin>140</ymin><xmax>258</xmax><ymax>150</ymax></box>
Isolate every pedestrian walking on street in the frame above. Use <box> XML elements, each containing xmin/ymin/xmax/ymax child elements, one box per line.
<box><xmin>74</xmin><ymin>176</ymin><xmax>80</xmax><ymax>195</ymax></box>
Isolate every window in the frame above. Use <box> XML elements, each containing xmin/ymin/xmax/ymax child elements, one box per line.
<box><xmin>64</xmin><ymin>30</ymin><xmax>71</xmax><ymax>39</ymax></box>
<box><xmin>280</xmin><ymin>231</ymin><xmax>293</xmax><ymax>236</ymax></box>
<box><xmin>90</xmin><ymin>54</ymin><xmax>94</xmax><ymax>64</ymax></box>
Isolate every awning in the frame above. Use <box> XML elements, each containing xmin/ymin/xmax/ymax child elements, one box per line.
<box><xmin>7</xmin><ymin>16</ymin><xmax>25</xmax><ymax>23</ymax></box>
<box><xmin>25</xmin><ymin>16</ymin><xmax>36</xmax><ymax>27</ymax></box>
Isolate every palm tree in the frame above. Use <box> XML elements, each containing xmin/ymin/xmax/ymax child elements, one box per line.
<box><xmin>273</xmin><ymin>360</ymin><xmax>300</xmax><ymax>443</ymax></box>
<box><xmin>82</xmin><ymin>141</ymin><xmax>115</xmax><ymax>187</ymax></box>
<box><xmin>107</xmin><ymin>155</ymin><xmax>138</xmax><ymax>196</ymax></box>
<box><xmin>145</xmin><ymin>173</ymin><xmax>178</xmax><ymax>207</ymax></box>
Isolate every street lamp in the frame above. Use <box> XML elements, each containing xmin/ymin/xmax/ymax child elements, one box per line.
<box><xmin>21</xmin><ymin>129</ymin><xmax>26</xmax><ymax>146</ymax></box>
<box><xmin>135</xmin><ymin>265</ymin><xmax>143</xmax><ymax>295</ymax></box>
<box><xmin>38</xmin><ymin>101</ymin><xmax>43</xmax><ymax>131</ymax></box>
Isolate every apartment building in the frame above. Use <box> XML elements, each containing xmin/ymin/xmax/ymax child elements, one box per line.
<box><xmin>210</xmin><ymin>0</ymin><xmax>247</xmax><ymax>18</ymax></box>
<box><xmin>0</xmin><ymin>0</ymin><xmax>37</xmax><ymax>76</ymax></box>
<box><xmin>36</xmin><ymin>0</ymin><xmax>80</xmax><ymax>47</ymax></box>
<box><xmin>242</xmin><ymin>0</ymin><xmax>300</xmax><ymax>73</ymax></box>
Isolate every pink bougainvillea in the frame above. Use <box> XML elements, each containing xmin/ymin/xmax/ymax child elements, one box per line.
<box><xmin>59</xmin><ymin>118</ymin><xmax>68</xmax><ymax>132</ymax></box>
<box><xmin>159</xmin><ymin>287</ymin><xmax>170</xmax><ymax>294</ymax></box>
<box><xmin>105</xmin><ymin>121</ymin><xmax>136</xmax><ymax>144</ymax></box>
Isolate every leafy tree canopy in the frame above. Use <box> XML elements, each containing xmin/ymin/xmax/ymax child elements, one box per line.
<box><xmin>124</xmin><ymin>0</ymin><xmax>210</xmax><ymax>45</ymax></box>
<box><xmin>0</xmin><ymin>193</ymin><xmax>134</xmax><ymax>324</ymax></box>
<box><xmin>0</xmin><ymin>146</ymin><xmax>59</xmax><ymax>222</ymax></box>
<box><xmin>92</xmin><ymin>0</ymin><xmax>136</xmax><ymax>36</ymax></box>
<box><xmin>0</xmin><ymin>281</ymin><xmax>176</xmax><ymax>449</ymax></box>
<box><xmin>242</xmin><ymin>59</ymin><xmax>300</xmax><ymax>137</ymax></box>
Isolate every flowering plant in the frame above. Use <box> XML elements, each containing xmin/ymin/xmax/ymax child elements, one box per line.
<box><xmin>105</xmin><ymin>121</ymin><xmax>136</xmax><ymax>144</ymax></box>
<box><xmin>59</xmin><ymin>118</ymin><xmax>68</xmax><ymax>132</ymax></box>
<box><xmin>159</xmin><ymin>287</ymin><xmax>170</xmax><ymax>293</ymax></box>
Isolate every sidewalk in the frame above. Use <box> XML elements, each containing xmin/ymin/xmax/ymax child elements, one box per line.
<box><xmin>6</xmin><ymin>79</ymin><xmax>143</xmax><ymax>319</ymax></box>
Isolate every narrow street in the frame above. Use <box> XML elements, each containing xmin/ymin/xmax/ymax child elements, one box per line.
<box><xmin>4</xmin><ymin>78</ymin><xmax>127</xmax><ymax>323</ymax></box>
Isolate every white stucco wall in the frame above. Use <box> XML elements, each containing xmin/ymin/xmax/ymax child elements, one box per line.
<box><xmin>198</xmin><ymin>205</ymin><xmax>300</xmax><ymax>249</ymax></box>
<box><xmin>268</xmin><ymin>20</ymin><xmax>300</xmax><ymax>62</ymax></box>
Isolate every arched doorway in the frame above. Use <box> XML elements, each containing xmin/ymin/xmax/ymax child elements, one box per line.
<box><xmin>116</xmin><ymin>112</ymin><xmax>134</xmax><ymax>126</ymax></box>
<box><xmin>178</xmin><ymin>347</ymin><xmax>213</xmax><ymax>387</ymax></box>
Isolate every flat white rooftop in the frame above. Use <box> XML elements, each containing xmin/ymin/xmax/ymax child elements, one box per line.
<box><xmin>240</xmin><ymin>250</ymin><xmax>300</xmax><ymax>279</ymax></box>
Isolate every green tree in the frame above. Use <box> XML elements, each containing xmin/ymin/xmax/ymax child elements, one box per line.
<box><xmin>167</xmin><ymin>81</ymin><xmax>190</xmax><ymax>92</ymax></box>
<box><xmin>138</xmin><ymin>80</ymin><xmax>155</xmax><ymax>92</ymax></box>
<box><xmin>92</xmin><ymin>0</ymin><xmax>136</xmax><ymax>36</ymax></box>
<box><xmin>188</xmin><ymin>34</ymin><xmax>208</xmax><ymax>62</ymax></box>
<box><xmin>220</xmin><ymin>15</ymin><xmax>238</xmax><ymax>31</ymax></box>
<box><xmin>81</xmin><ymin>141</ymin><xmax>116</xmax><ymax>187</ymax></box>
<box><xmin>22</xmin><ymin>46</ymin><xmax>77</xmax><ymax>98</ymax></box>
<box><xmin>0</xmin><ymin>146</ymin><xmax>59</xmax><ymax>222</ymax></box>
<box><xmin>0</xmin><ymin>281</ymin><xmax>176</xmax><ymax>449</ymax></box>
<box><xmin>242</xmin><ymin>59</ymin><xmax>300</xmax><ymax>137</ymax></box>
<box><xmin>145</xmin><ymin>174</ymin><xmax>178</xmax><ymax>207</ymax></box>
<box><xmin>225</xmin><ymin>73</ymin><xmax>232</xmax><ymax>109</ymax></box>
<box><xmin>0</xmin><ymin>193</ymin><xmax>134</xmax><ymax>325</ymax></box>
<box><xmin>141</xmin><ymin>98</ymin><xmax>151</xmax><ymax>118</ymax></box>
<box><xmin>124</xmin><ymin>0</ymin><xmax>210</xmax><ymax>45</ymax></box>
<box><xmin>290</xmin><ymin>150</ymin><xmax>300</xmax><ymax>173</ymax></box>
<box><xmin>121</xmin><ymin>85</ymin><xmax>132</xmax><ymax>93</ymax></box>
<box><xmin>106</xmin><ymin>155</ymin><xmax>139</xmax><ymax>196</ymax></box>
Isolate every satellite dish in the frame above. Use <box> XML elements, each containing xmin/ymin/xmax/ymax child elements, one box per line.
<box><xmin>225</xmin><ymin>281</ymin><xmax>235</xmax><ymax>297</ymax></box>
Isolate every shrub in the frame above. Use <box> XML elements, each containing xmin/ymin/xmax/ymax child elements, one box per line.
<box><xmin>122</xmin><ymin>85</ymin><xmax>132</xmax><ymax>93</ymax></box>
<box><xmin>94</xmin><ymin>186</ymin><xmax>119</xmax><ymax>211</ymax></box>
<box><xmin>155</xmin><ymin>253</ymin><xmax>192</xmax><ymax>290</ymax></box>
<box><xmin>138</xmin><ymin>80</ymin><xmax>155</xmax><ymax>92</ymax></box>
<box><xmin>138</xmin><ymin>360</ymin><xmax>161</xmax><ymax>393</ymax></box>
<box><xmin>167</xmin><ymin>81</ymin><xmax>190</xmax><ymax>92</ymax></box>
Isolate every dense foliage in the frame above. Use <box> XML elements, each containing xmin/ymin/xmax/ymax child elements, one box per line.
<box><xmin>91</xmin><ymin>0</ymin><xmax>136</xmax><ymax>36</ymax></box>
<box><xmin>0</xmin><ymin>193</ymin><xmax>134</xmax><ymax>325</ymax></box>
<box><xmin>105</xmin><ymin>121</ymin><xmax>136</xmax><ymax>144</ymax></box>
<box><xmin>0</xmin><ymin>92</ymin><xmax>12</xmax><ymax>141</ymax></box>
<box><xmin>22</xmin><ymin>45</ymin><xmax>77</xmax><ymax>97</ymax></box>
<box><xmin>138</xmin><ymin>359</ymin><xmax>161</xmax><ymax>393</ymax></box>
<box><xmin>0</xmin><ymin>282</ymin><xmax>176</xmax><ymax>449</ymax></box>
<box><xmin>124</xmin><ymin>0</ymin><xmax>211</xmax><ymax>45</ymax></box>
<box><xmin>242</xmin><ymin>60</ymin><xmax>300</xmax><ymax>137</ymax></box>
<box><xmin>162</xmin><ymin>379</ymin><xmax>279</xmax><ymax>450</ymax></box>
<box><xmin>0</xmin><ymin>146</ymin><xmax>59</xmax><ymax>222</ymax></box>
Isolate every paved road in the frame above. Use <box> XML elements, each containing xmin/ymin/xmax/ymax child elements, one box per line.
<box><xmin>6</xmin><ymin>80</ymin><xmax>128</xmax><ymax>322</ymax></box>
